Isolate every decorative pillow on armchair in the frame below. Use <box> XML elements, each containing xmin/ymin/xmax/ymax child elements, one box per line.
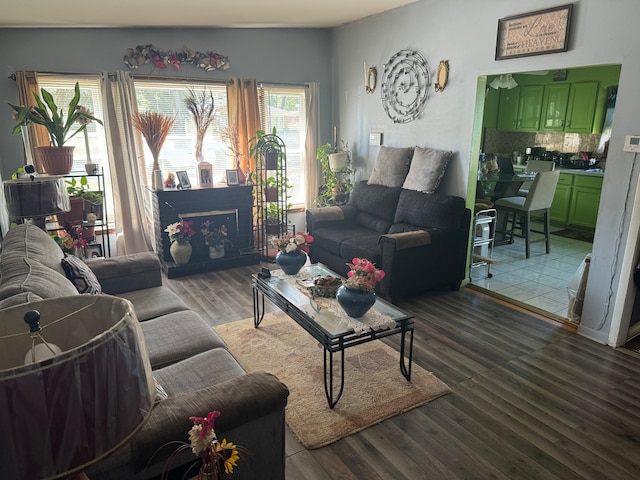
<box><xmin>367</xmin><ymin>146</ymin><xmax>413</xmax><ymax>188</ymax></box>
<box><xmin>402</xmin><ymin>146</ymin><xmax>452</xmax><ymax>194</ymax></box>
<box><xmin>61</xmin><ymin>254</ymin><xmax>102</xmax><ymax>294</ymax></box>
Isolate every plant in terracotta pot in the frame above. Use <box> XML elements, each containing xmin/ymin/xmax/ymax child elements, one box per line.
<box><xmin>58</xmin><ymin>176</ymin><xmax>104</xmax><ymax>228</ymax></box>
<box><xmin>9</xmin><ymin>83</ymin><xmax>103</xmax><ymax>174</ymax></box>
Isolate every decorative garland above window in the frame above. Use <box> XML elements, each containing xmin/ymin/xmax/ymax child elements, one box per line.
<box><xmin>381</xmin><ymin>49</ymin><xmax>430</xmax><ymax>124</ymax></box>
<box><xmin>123</xmin><ymin>45</ymin><xmax>230</xmax><ymax>72</ymax></box>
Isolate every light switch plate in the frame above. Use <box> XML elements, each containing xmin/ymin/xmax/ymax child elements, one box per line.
<box><xmin>369</xmin><ymin>132</ymin><xmax>382</xmax><ymax>146</ymax></box>
<box><xmin>624</xmin><ymin>135</ymin><xmax>640</xmax><ymax>152</ymax></box>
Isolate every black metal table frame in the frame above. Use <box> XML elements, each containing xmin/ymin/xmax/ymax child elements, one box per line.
<box><xmin>252</xmin><ymin>272</ymin><xmax>414</xmax><ymax>409</ymax></box>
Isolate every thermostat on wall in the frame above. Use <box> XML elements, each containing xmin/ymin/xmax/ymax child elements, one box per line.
<box><xmin>624</xmin><ymin>135</ymin><xmax>640</xmax><ymax>152</ymax></box>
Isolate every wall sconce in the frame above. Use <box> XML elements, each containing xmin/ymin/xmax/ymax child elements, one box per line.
<box><xmin>364</xmin><ymin>62</ymin><xmax>377</xmax><ymax>94</ymax></box>
<box><xmin>489</xmin><ymin>73</ymin><xmax>518</xmax><ymax>90</ymax></box>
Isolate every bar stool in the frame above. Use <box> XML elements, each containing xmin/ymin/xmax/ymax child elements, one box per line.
<box><xmin>495</xmin><ymin>170</ymin><xmax>560</xmax><ymax>258</ymax></box>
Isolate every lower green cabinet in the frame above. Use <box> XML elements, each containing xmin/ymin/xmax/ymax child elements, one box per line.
<box><xmin>550</xmin><ymin>184</ymin><xmax>572</xmax><ymax>223</ymax></box>
<box><xmin>550</xmin><ymin>173</ymin><xmax>602</xmax><ymax>229</ymax></box>
<box><xmin>567</xmin><ymin>175</ymin><xmax>603</xmax><ymax>229</ymax></box>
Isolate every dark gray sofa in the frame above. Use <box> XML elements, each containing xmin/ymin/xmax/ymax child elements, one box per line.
<box><xmin>0</xmin><ymin>224</ymin><xmax>289</xmax><ymax>480</ymax></box>
<box><xmin>307</xmin><ymin>180</ymin><xmax>471</xmax><ymax>301</ymax></box>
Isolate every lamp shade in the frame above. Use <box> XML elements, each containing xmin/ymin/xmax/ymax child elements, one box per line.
<box><xmin>0</xmin><ymin>295</ymin><xmax>155</xmax><ymax>480</ymax></box>
<box><xmin>3</xmin><ymin>176</ymin><xmax>70</xmax><ymax>220</ymax></box>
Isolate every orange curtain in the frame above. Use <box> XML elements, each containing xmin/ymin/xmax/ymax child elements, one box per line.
<box><xmin>15</xmin><ymin>72</ymin><xmax>50</xmax><ymax>170</ymax></box>
<box><xmin>226</xmin><ymin>78</ymin><xmax>262</xmax><ymax>174</ymax></box>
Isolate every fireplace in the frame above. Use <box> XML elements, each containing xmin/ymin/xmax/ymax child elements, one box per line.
<box><xmin>152</xmin><ymin>185</ymin><xmax>259</xmax><ymax>278</ymax></box>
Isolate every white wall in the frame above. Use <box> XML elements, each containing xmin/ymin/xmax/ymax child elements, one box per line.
<box><xmin>332</xmin><ymin>0</ymin><xmax>640</xmax><ymax>346</ymax></box>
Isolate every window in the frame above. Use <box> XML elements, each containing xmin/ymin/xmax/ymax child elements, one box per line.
<box><xmin>36</xmin><ymin>76</ymin><xmax>113</xmax><ymax>228</ymax></box>
<box><xmin>133</xmin><ymin>80</ymin><xmax>229</xmax><ymax>186</ymax></box>
<box><xmin>261</xmin><ymin>85</ymin><xmax>306</xmax><ymax>207</ymax></box>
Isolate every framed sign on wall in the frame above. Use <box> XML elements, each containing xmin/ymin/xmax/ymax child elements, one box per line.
<box><xmin>495</xmin><ymin>4</ymin><xmax>573</xmax><ymax>60</ymax></box>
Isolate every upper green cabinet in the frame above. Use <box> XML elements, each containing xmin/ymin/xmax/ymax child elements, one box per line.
<box><xmin>565</xmin><ymin>81</ymin><xmax>599</xmax><ymax>133</ymax></box>
<box><xmin>541</xmin><ymin>83</ymin><xmax>570</xmax><ymax>131</ymax></box>
<box><xmin>496</xmin><ymin>88</ymin><xmax>520</xmax><ymax>131</ymax></box>
<box><xmin>496</xmin><ymin>85</ymin><xmax>543</xmax><ymax>132</ymax></box>
<box><xmin>492</xmin><ymin>79</ymin><xmax>603</xmax><ymax>134</ymax></box>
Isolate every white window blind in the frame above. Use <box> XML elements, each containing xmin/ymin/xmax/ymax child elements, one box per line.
<box><xmin>133</xmin><ymin>80</ymin><xmax>230</xmax><ymax>186</ymax></box>
<box><xmin>261</xmin><ymin>85</ymin><xmax>306</xmax><ymax>207</ymax></box>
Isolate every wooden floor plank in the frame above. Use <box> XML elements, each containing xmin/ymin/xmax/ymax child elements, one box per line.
<box><xmin>163</xmin><ymin>264</ymin><xmax>640</xmax><ymax>480</ymax></box>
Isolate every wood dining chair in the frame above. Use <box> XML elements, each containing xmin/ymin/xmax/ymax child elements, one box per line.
<box><xmin>495</xmin><ymin>170</ymin><xmax>560</xmax><ymax>258</ymax></box>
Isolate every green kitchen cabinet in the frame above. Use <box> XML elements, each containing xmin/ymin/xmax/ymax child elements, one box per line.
<box><xmin>568</xmin><ymin>175</ymin><xmax>603</xmax><ymax>229</ymax></box>
<box><xmin>517</xmin><ymin>85</ymin><xmax>544</xmax><ymax>131</ymax></box>
<box><xmin>483</xmin><ymin>86</ymin><xmax>500</xmax><ymax>129</ymax></box>
<box><xmin>541</xmin><ymin>83</ymin><xmax>570</xmax><ymax>131</ymax></box>
<box><xmin>496</xmin><ymin>85</ymin><xmax>543</xmax><ymax>132</ymax></box>
<box><xmin>550</xmin><ymin>174</ymin><xmax>574</xmax><ymax>224</ymax></box>
<box><xmin>496</xmin><ymin>87</ymin><xmax>520</xmax><ymax>131</ymax></box>
<box><xmin>565</xmin><ymin>81</ymin><xmax>599</xmax><ymax>133</ymax></box>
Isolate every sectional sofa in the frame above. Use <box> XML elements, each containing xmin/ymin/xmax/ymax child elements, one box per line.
<box><xmin>0</xmin><ymin>224</ymin><xmax>289</xmax><ymax>480</ymax></box>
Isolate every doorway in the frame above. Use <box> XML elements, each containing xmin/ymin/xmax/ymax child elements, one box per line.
<box><xmin>467</xmin><ymin>64</ymin><xmax>621</xmax><ymax>324</ymax></box>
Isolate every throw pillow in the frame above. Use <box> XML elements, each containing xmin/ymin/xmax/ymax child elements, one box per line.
<box><xmin>402</xmin><ymin>146</ymin><xmax>452</xmax><ymax>194</ymax></box>
<box><xmin>367</xmin><ymin>146</ymin><xmax>413</xmax><ymax>188</ymax></box>
<box><xmin>61</xmin><ymin>255</ymin><xmax>102</xmax><ymax>295</ymax></box>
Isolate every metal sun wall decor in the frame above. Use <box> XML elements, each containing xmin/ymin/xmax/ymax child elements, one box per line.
<box><xmin>124</xmin><ymin>44</ymin><xmax>230</xmax><ymax>72</ymax></box>
<box><xmin>381</xmin><ymin>49</ymin><xmax>430</xmax><ymax>124</ymax></box>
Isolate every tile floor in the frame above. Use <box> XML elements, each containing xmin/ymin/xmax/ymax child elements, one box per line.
<box><xmin>470</xmin><ymin>222</ymin><xmax>592</xmax><ymax>320</ymax></box>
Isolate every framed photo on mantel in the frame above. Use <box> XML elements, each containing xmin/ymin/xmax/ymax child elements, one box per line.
<box><xmin>495</xmin><ymin>4</ymin><xmax>573</xmax><ymax>60</ymax></box>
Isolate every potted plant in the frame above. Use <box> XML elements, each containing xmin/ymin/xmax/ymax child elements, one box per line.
<box><xmin>265</xmin><ymin>202</ymin><xmax>289</xmax><ymax>236</ymax></box>
<box><xmin>315</xmin><ymin>142</ymin><xmax>352</xmax><ymax>206</ymax></box>
<box><xmin>58</xmin><ymin>176</ymin><xmax>104</xmax><ymax>227</ymax></box>
<box><xmin>200</xmin><ymin>221</ymin><xmax>233</xmax><ymax>259</ymax></box>
<box><xmin>9</xmin><ymin>82</ymin><xmax>103</xmax><ymax>174</ymax></box>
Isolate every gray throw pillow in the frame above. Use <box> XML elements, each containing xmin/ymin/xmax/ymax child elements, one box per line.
<box><xmin>367</xmin><ymin>147</ymin><xmax>412</xmax><ymax>188</ymax></box>
<box><xmin>402</xmin><ymin>146</ymin><xmax>452</xmax><ymax>194</ymax></box>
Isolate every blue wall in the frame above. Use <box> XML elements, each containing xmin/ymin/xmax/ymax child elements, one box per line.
<box><xmin>0</xmin><ymin>27</ymin><xmax>333</xmax><ymax>179</ymax></box>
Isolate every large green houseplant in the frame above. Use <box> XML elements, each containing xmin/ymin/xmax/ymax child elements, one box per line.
<box><xmin>9</xmin><ymin>82</ymin><xmax>103</xmax><ymax>174</ymax></box>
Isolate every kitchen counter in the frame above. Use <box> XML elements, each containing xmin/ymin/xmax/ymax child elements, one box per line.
<box><xmin>556</xmin><ymin>168</ymin><xmax>604</xmax><ymax>177</ymax></box>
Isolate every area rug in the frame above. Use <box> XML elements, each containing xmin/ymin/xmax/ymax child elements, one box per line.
<box><xmin>214</xmin><ymin>312</ymin><xmax>450</xmax><ymax>449</ymax></box>
<box><xmin>552</xmin><ymin>228</ymin><xmax>594</xmax><ymax>243</ymax></box>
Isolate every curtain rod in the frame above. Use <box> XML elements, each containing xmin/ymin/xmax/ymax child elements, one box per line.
<box><xmin>9</xmin><ymin>71</ymin><xmax>309</xmax><ymax>89</ymax></box>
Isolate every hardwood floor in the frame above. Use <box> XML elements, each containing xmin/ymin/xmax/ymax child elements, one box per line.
<box><xmin>164</xmin><ymin>264</ymin><xmax>640</xmax><ymax>480</ymax></box>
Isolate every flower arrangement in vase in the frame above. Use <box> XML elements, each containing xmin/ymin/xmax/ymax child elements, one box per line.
<box><xmin>200</xmin><ymin>221</ymin><xmax>233</xmax><ymax>259</ymax></box>
<box><xmin>165</xmin><ymin>220</ymin><xmax>195</xmax><ymax>265</ymax></box>
<box><xmin>336</xmin><ymin>257</ymin><xmax>385</xmax><ymax>318</ymax></box>
<box><xmin>185</xmin><ymin>87</ymin><xmax>217</xmax><ymax>164</ymax></box>
<box><xmin>273</xmin><ymin>232</ymin><xmax>313</xmax><ymax>275</ymax></box>
<box><xmin>131</xmin><ymin>111</ymin><xmax>175</xmax><ymax>189</ymax></box>
<box><xmin>9</xmin><ymin>82</ymin><xmax>103</xmax><ymax>174</ymax></box>
<box><xmin>162</xmin><ymin>410</ymin><xmax>243</xmax><ymax>479</ymax></box>
<box><xmin>52</xmin><ymin>224</ymin><xmax>88</xmax><ymax>257</ymax></box>
<box><xmin>165</xmin><ymin>220</ymin><xmax>195</xmax><ymax>244</ymax></box>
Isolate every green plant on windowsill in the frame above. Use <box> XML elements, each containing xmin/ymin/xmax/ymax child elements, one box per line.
<box><xmin>315</xmin><ymin>142</ymin><xmax>352</xmax><ymax>206</ymax></box>
<box><xmin>66</xmin><ymin>176</ymin><xmax>103</xmax><ymax>205</ymax></box>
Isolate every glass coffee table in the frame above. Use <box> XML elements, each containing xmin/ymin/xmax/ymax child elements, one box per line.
<box><xmin>252</xmin><ymin>263</ymin><xmax>414</xmax><ymax>408</ymax></box>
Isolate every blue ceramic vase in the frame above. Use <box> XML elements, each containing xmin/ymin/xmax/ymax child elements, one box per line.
<box><xmin>336</xmin><ymin>285</ymin><xmax>376</xmax><ymax>318</ymax></box>
<box><xmin>275</xmin><ymin>250</ymin><xmax>307</xmax><ymax>275</ymax></box>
